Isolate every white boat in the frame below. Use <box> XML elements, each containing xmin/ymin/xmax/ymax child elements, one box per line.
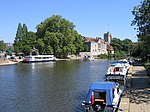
<box><xmin>82</xmin><ymin>82</ymin><xmax>123</xmax><ymax>112</ymax></box>
<box><xmin>118</xmin><ymin>59</ymin><xmax>131</xmax><ymax>70</ymax></box>
<box><xmin>22</xmin><ymin>55</ymin><xmax>56</xmax><ymax>63</ymax></box>
<box><xmin>84</xmin><ymin>55</ymin><xmax>94</xmax><ymax>61</ymax></box>
<box><xmin>105</xmin><ymin>61</ymin><xmax>128</xmax><ymax>82</ymax></box>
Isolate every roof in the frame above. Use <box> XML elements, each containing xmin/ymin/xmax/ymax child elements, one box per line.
<box><xmin>90</xmin><ymin>82</ymin><xmax>115</xmax><ymax>90</ymax></box>
<box><xmin>84</xmin><ymin>37</ymin><xmax>102</xmax><ymax>43</ymax></box>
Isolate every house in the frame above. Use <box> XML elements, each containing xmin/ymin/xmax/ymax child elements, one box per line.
<box><xmin>80</xmin><ymin>32</ymin><xmax>114</xmax><ymax>57</ymax></box>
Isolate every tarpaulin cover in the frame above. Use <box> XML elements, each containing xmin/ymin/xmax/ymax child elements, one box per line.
<box><xmin>85</xmin><ymin>82</ymin><xmax>115</xmax><ymax>106</ymax></box>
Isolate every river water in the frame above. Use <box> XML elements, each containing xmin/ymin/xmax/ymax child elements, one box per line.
<box><xmin>0</xmin><ymin>59</ymin><xmax>111</xmax><ymax>112</ymax></box>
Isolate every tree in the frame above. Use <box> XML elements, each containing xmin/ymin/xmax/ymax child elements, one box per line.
<box><xmin>0</xmin><ymin>40</ymin><xmax>6</xmax><ymax>51</ymax></box>
<box><xmin>22</xmin><ymin>24</ymin><xmax>28</xmax><ymax>39</ymax></box>
<box><xmin>111</xmin><ymin>38</ymin><xmax>134</xmax><ymax>58</ymax></box>
<box><xmin>36</xmin><ymin>15</ymin><xmax>84</xmax><ymax>58</ymax></box>
<box><xmin>15</xmin><ymin>23</ymin><xmax>23</xmax><ymax>43</ymax></box>
<box><xmin>122</xmin><ymin>39</ymin><xmax>133</xmax><ymax>55</ymax></box>
<box><xmin>111</xmin><ymin>38</ymin><xmax>122</xmax><ymax>51</ymax></box>
<box><xmin>132</xmin><ymin>0</ymin><xmax>150</xmax><ymax>60</ymax></box>
<box><xmin>14</xmin><ymin>23</ymin><xmax>36</xmax><ymax>55</ymax></box>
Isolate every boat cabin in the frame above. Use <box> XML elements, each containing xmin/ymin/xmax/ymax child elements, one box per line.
<box><xmin>82</xmin><ymin>82</ymin><xmax>122</xmax><ymax>112</ymax></box>
<box><xmin>105</xmin><ymin>61</ymin><xmax>128</xmax><ymax>82</ymax></box>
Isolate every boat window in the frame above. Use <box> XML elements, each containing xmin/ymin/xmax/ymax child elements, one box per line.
<box><xmin>120</xmin><ymin>67</ymin><xmax>123</xmax><ymax>72</ymax></box>
<box><xmin>115</xmin><ymin>67</ymin><xmax>120</xmax><ymax>71</ymax></box>
<box><xmin>35</xmin><ymin>57</ymin><xmax>41</xmax><ymax>59</ymax></box>
<box><xmin>94</xmin><ymin>91</ymin><xmax>106</xmax><ymax>100</ymax></box>
<box><xmin>93</xmin><ymin>91</ymin><xmax>106</xmax><ymax>107</ymax></box>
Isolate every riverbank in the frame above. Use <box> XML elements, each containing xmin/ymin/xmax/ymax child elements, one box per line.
<box><xmin>0</xmin><ymin>56</ymin><xmax>83</xmax><ymax>66</ymax></box>
<box><xmin>119</xmin><ymin>61</ymin><xmax>150</xmax><ymax>112</ymax></box>
<box><xmin>0</xmin><ymin>60</ymin><xmax>20</xmax><ymax>66</ymax></box>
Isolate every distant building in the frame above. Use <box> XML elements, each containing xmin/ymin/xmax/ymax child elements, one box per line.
<box><xmin>104</xmin><ymin>32</ymin><xmax>112</xmax><ymax>44</ymax></box>
<box><xmin>80</xmin><ymin>32</ymin><xmax>114</xmax><ymax>57</ymax></box>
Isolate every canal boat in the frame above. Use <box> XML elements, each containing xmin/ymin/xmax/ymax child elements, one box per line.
<box><xmin>105</xmin><ymin>61</ymin><xmax>128</xmax><ymax>82</ymax></box>
<box><xmin>82</xmin><ymin>82</ymin><xmax>122</xmax><ymax>112</ymax></box>
<box><xmin>22</xmin><ymin>55</ymin><xmax>56</xmax><ymax>63</ymax></box>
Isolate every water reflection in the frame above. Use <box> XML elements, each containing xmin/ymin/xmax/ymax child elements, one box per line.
<box><xmin>0</xmin><ymin>60</ymin><xmax>111</xmax><ymax>112</ymax></box>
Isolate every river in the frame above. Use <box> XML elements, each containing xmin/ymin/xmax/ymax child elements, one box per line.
<box><xmin>0</xmin><ymin>59</ymin><xmax>111</xmax><ymax>112</ymax></box>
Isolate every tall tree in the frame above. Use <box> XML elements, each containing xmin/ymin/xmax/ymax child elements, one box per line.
<box><xmin>0</xmin><ymin>40</ymin><xmax>6</xmax><ymax>51</ymax></box>
<box><xmin>132</xmin><ymin>0</ymin><xmax>150</xmax><ymax>59</ymax></box>
<box><xmin>122</xmin><ymin>39</ymin><xmax>133</xmax><ymax>55</ymax></box>
<box><xmin>14</xmin><ymin>23</ymin><xmax>35</xmax><ymax>55</ymax></box>
<box><xmin>36</xmin><ymin>15</ymin><xmax>84</xmax><ymax>58</ymax></box>
<box><xmin>15</xmin><ymin>23</ymin><xmax>23</xmax><ymax>43</ymax></box>
<box><xmin>22</xmin><ymin>24</ymin><xmax>28</xmax><ymax>39</ymax></box>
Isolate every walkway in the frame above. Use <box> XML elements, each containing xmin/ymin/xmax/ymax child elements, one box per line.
<box><xmin>129</xmin><ymin>65</ymin><xmax>150</xmax><ymax>112</ymax></box>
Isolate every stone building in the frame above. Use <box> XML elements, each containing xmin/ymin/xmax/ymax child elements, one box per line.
<box><xmin>80</xmin><ymin>32</ymin><xmax>114</xmax><ymax>57</ymax></box>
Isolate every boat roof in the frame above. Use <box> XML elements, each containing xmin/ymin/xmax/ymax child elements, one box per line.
<box><xmin>90</xmin><ymin>82</ymin><xmax>115</xmax><ymax>90</ymax></box>
<box><xmin>25</xmin><ymin>55</ymin><xmax>54</xmax><ymax>57</ymax></box>
<box><xmin>84</xmin><ymin>81</ymin><xmax>115</xmax><ymax>106</ymax></box>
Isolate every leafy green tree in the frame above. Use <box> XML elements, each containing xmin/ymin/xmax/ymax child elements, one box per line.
<box><xmin>132</xmin><ymin>0</ymin><xmax>150</xmax><ymax>59</ymax></box>
<box><xmin>122</xmin><ymin>39</ymin><xmax>133</xmax><ymax>55</ymax></box>
<box><xmin>36</xmin><ymin>39</ymin><xmax>45</xmax><ymax>54</ymax></box>
<box><xmin>111</xmin><ymin>38</ymin><xmax>122</xmax><ymax>51</ymax></box>
<box><xmin>16</xmin><ymin>23</ymin><xmax>23</xmax><ymax>41</ymax></box>
<box><xmin>0</xmin><ymin>40</ymin><xmax>6</xmax><ymax>51</ymax></box>
<box><xmin>111</xmin><ymin>38</ymin><xmax>134</xmax><ymax>58</ymax></box>
<box><xmin>36</xmin><ymin>15</ymin><xmax>84</xmax><ymax>58</ymax></box>
<box><xmin>14</xmin><ymin>23</ymin><xmax>37</xmax><ymax>55</ymax></box>
<box><xmin>22</xmin><ymin>24</ymin><xmax>28</xmax><ymax>39</ymax></box>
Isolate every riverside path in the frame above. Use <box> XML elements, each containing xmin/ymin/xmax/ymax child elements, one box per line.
<box><xmin>129</xmin><ymin>63</ymin><xmax>150</xmax><ymax>112</ymax></box>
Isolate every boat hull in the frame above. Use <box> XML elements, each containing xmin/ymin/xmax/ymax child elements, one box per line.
<box><xmin>105</xmin><ymin>74</ymin><xmax>126</xmax><ymax>82</ymax></box>
<box><xmin>22</xmin><ymin>60</ymin><xmax>55</xmax><ymax>63</ymax></box>
<box><xmin>22</xmin><ymin>55</ymin><xmax>56</xmax><ymax>63</ymax></box>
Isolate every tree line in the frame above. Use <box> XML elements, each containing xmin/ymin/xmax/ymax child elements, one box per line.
<box><xmin>13</xmin><ymin>15</ymin><xmax>85</xmax><ymax>58</ymax></box>
<box><xmin>131</xmin><ymin>0</ymin><xmax>150</xmax><ymax>61</ymax></box>
<box><xmin>2</xmin><ymin>0</ymin><xmax>150</xmax><ymax>60</ymax></box>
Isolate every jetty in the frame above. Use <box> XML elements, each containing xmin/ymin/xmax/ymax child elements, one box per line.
<box><xmin>119</xmin><ymin>61</ymin><xmax>150</xmax><ymax>112</ymax></box>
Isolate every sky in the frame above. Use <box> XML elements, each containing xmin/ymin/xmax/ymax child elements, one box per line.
<box><xmin>0</xmin><ymin>0</ymin><xmax>141</xmax><ymax>43</ymax></box>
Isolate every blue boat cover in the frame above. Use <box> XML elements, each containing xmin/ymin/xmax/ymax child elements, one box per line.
<box><xmin>85</xmin><ymin>82</ymin><xmax>115</xmax><ymax>106</ymax></box>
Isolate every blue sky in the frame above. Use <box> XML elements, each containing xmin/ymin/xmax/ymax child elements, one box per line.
<box><xmin>0</xmin><ymin>0</ymin><xmax>141</xmax><ymax>43</ymax></box>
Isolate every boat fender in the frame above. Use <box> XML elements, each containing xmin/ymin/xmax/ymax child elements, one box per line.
<box><xmin>91</xmin><ymin>91</ymin><xmax>94</xmax><ymax>105</ymax></box>
<box><xmin>114</xmin><ymin>68</ymin><xmax>116</xmax><ymax>75</ymax></box>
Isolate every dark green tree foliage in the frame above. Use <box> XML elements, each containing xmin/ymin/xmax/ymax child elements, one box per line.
<box><xmin>15</xmin><ymin>23</ymin><xmax>23</xmax><ymax>42</ymax></box>
<box><xmin>122</xmin><ymin>39</ymin><xmax>133</xmax><ymax>54</ymax></box>
<box><xmin>111</xmin><ymin>38</ymin><xmax>122</xmax><ymax>51</ymax></box>
<box><xmin>0</xmin><ymin>40</ymin><xmax>6</xmax><ymax>51</ymax></box>
<box><xmin>111</xmin><ymin>38</ymin><xmax>134</xmax><ymax>58</ymax></box>
<box><xmin>22</xmin><ymin>24</ymin><xmax>28</xmax><ymax>39</ymax></box>
<box><xmin>132</xmin><ymin>0</ymin><xmax>150</xmax><ymax>59</ymax></box>
<box><xmin>36</xmin><ymin>15</ymin><xmax>84</xmax><ymax>58</ymax></box>
<box><xmin>14</xmin><ymin>23</ymin><xmax>37</xmax><ymax>55</ymax></box>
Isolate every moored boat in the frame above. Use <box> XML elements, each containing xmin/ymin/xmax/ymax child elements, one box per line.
<box><xmin>105</xmin><ymin>61</ymin><xmax>128</xmax><ymax>83</ymax></box>
<box><xmin>22</xmin><ymin>55</ymin><xmax>56</xmax><ymax>63</ymax></box>
<box><xmin>82</xmin><ymin>82</ymin><xmax>122</xmax><ymax>112</ymax></box>
<box><xmin>84</xmin><ymin>55</ymin><xmax>94</xmax><ymax>61</ymax></box>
